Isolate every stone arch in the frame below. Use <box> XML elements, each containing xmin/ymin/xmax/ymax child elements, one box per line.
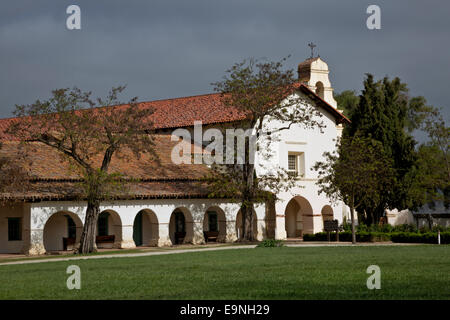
<box><xmin>321</xmin><ymin>205</ymin><xmax>334</xmax><ymax>226</ymax></box>
<box><xmin>169</xmin><ymin>207</ymin><xmax>194</xmax><ymax>245</ymax></box>
<box><xmin>235</xmin><ymin>209</ymin><xmax>258</xmax><ymax>240</ymax></box>
<box><xmin>284</xmin><ymin>196</ymin><xmax>314</xmax><ymax>238</ymax></box>
<box><xmin>43</xmin><ymin>211</ymin><xmax>83</xmax><ymax>252</ymax></box>
<box><xmin>97</xmin><ymin>210</ymin><xmax>122</xmax><ymax>248</ymax></box>
<box><xmin>203</xmin><ymin>206</ymin><xmax>227</xmax><ymax>242</ymax></box>
<box><xmin>315</xmin><ymin>81</ymin><xmax>325</xmax><ymax>99</ymax></box>
<box><xmin>133</xmin><ymin>209</ymin><xmax>159</xmax><ymax>247</ymax></box>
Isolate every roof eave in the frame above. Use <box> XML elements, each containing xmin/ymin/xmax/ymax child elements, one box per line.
<box><xmin>297</xmin><ymin>84</ymin><xmax>351</xmax><ymax>125</ymax></box>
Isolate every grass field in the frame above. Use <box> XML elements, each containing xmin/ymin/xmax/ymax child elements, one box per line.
<box><xmin>0</xmin><ymin>245</ymin><xmax>448</xmax><ymax>299</ymax></box>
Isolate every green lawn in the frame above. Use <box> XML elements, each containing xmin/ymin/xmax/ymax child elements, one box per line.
<box><xmin>0</xmin><ymin>246</ymin><xmax>448</xmax><ymax>299</ymax></box>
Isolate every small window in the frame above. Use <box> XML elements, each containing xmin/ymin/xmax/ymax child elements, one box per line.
<box><xmin>288</xmin><ymin>154</ymin><xmax>298</xmax><ymax>176</ymax></box>
<box><xmin>288</xmin><ymin>153</ymin><xmax>305</xmax><ymax>177</ymax></box>
<box><xmin>8</xmin><ymin>218</ymin><xmax>22</xmax><ymax>241</ymax></box>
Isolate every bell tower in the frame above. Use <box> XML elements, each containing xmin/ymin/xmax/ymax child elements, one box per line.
<box><xmin>297</xmin><ymin>55</ymin><xmax>338</xmax><ymax>108</ymax></box>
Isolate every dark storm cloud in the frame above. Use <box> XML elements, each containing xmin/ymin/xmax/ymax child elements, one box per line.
<box><xmin>1</xmin><ymin>0</ymin><xmax>449</xmax><ymax>127</ymax></box>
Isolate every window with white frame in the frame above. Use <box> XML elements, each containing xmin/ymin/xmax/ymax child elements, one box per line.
<box><xmin>288</xmin><ymin>154</ymin><xmax>298</xmax><ymax>176</ymax></box>
<box><xmin>287</xmin><ymin>153</ymin><xmax>305</xmax><ymax>177</ymax></box>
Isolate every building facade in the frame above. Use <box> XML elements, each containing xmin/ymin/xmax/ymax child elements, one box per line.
<box><xmin>0</xmin><ymin>57</ymin><xmax>350</xmax><ymax>254</ymax></box>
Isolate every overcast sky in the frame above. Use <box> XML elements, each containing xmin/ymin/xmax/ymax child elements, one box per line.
<box><xmin>1</xmin><ymin>0</ymin><xmax>449</xmax><ymax>130</ymax></box>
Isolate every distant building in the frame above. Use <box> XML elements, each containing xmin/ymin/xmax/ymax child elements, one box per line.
<box><xmin>387</xmin><ymin>201</ymin><xmax>450</xmax><ymax>229</ymax></box>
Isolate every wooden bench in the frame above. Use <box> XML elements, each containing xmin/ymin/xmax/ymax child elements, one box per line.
<box><xmin>96</xmin><ymin>235</ymin><xmax>115</xmax><ymax>243</ymax></box>
<box><xmin>203</xmin><ymin>231</ymin><xmax>219</xmax><ymax>243</ymax></box>
<box><xmin>62</xmin><ymin>237</ymin><xmax>76</xmax><ymax>251</ymax></box>
<box><xmin>174</xmin><ymin>232</ymin><xmax>186</xmax><ymax>245</ymax></box>
<box><xmin>96</xmin><ymin>235</ymin><xmax>115</xmax><ymax>248</ymax></box>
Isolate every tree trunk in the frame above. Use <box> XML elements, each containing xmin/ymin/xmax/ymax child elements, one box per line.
<box><xmin>350</xmin><ymin>205</ymin><xmax>357</xmax><ymax>245</ymax></box>
<box><xmin>241</xmin><ymin>202</ymin><xmax>256</xmax><ymax>242</ymax></box>
<box><xmin>78</xmin><ymin>199</ymin><xmax>101</xmax><ymax>254</ymax></box>
<box><xmin>240</xmin><ymin>132</ymin><xmax>257</xmax><ymax>242</ymax></box>
<box><xmin>239</xmin><ymin>204</ymin><xmax>247</xmax><ymax>241</ymax></box>
<box><xmin>370</xmin><ymin>210</ymin><xmax>375</xmax><ymax>226</ymax></box>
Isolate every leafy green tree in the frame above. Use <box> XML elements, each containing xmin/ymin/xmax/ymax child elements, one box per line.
<box><xmin>408</xmin><ymin>144</ymin><xmax>449</xmax><ymax>209</ymax></box>
<box><xmin>314</xmin><ymin>136</ymin><xmax>395</xmax><ymax>243</ymax></box>
<box><xmin>420</xmin><ymin>106</ymin><xmax>449</xmax><ymax>181</ymax></box>
<box><xmin>334</xmin><ymin>90</ymin><xmax>359</xmax><ymax>117</ymax></box>
<box><xmin>208</xmin><ymin>57</ymin><xmax>324</xmax><ymax>241</ymax></box>
<box><xmin>408</xmin><ymin>106</ymin><xmax>450</xmax><ymax>208</ymax></box>
<box><xmin>8</xmin><ymin>87</ymin><xmax>156</xmax><ymax>253</ymax></box>
<box><xmin>344</xmin><ymin>74</ymin><xmax>418</xmax><ymax>224</ymax></box>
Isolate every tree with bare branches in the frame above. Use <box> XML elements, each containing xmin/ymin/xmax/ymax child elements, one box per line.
<box><xmin>8</xmin><ymin>86</ymin><xmax>156</xmax><ymax>253</ymax></box>
<box><xmin>207</xmin><ymin>57</ymin><xmax>324</xmax><ymax>241</ymax></box>
<box><xmin>0</xmin><ymin>142</ymin><xmax>31</xmax><ymax>202</ymax></box>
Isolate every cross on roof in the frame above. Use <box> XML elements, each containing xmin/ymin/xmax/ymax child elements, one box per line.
<box><xmin>308</xmin><ymin>42</ymin><xmax>317</xmax><ymax>58</ymax></box>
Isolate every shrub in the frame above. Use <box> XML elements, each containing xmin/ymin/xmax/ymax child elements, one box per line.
<box><xmin>340</xmin><ymin>223</ymin><xmax>449</xmax><ymax>234</ymax></box>
<box><xmin>431</xmin><ymin>225</ymin><xmax>449</xmax><ymax>232</ymax></box>
<box><xmin>302</xmin><ymin>229</ymin><xmax>450</xmax><ymax>244</ymax></box>
<box><xmin>257</xmin><ymin>239</ymin><xmax>284</xmax><ymax>247</ymax></box>
<box><xmin>342</xmin><ymin>222</ymin><xmax>352</xmax><ymax>232</ymax></box>
<box><xmin>357</xmin><ymin>224</ymin><xmax>369</xmax><ymax>232</ymax></box>
<box><xmin>390</xmin><ymin>232</ymin><xmax>450</xmax><ymax>244</ymax></box>
<box><xmin>303</xmin><ymin>231</ymin><xmax>390</xmax><ymax>242</ymax></box>
<box><xmin>391</xmin><ymin>224</ymin><xmax>418</xmax><ymax>233</ymax></box>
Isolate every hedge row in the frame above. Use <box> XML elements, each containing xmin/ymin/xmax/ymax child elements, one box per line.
<box><xmin>390</xmin><ymin>232</ymin><xmax>450</xmax><ymax>244</ymax></box>
<box><xmin>303</xmin><ymin>231</ymin><xmax>450</xmax><ymax>244</ymax></box>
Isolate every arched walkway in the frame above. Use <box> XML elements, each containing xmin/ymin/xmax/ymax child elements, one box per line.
<box><xmin>169</xmin><ymin>207</ymin><xmax>194</xmax><ymax>245</ymax></box>
<box><xmin>284</xmin><ymin>196</ymin><xmax>314</xmax><ymax>238</ymax></box>
<box><xmin>97</xmin><ymin>210</ymin><xmax>122</xmax><ymax>248</ymax></box>
<box><xmin>321</xmin><ymin>205</ymin><xmax>334</xmax><ymax>227</ymax></box>
<box><xmin>133</xmin><ymin>209</ymin><xmax>159</xmax><ymax>247</ymax></box>
<box><xmin>235</xmin><ymin>209</ymin><xmax>258</xmax><ymax>240</ymax></box>
<box><xmin>203</xmin><ymin>206</ymin><xmax>227</xmax><ymax>242</ymax></box>
<box><xmin>43</xmin><ymin>211</ymin><xmax>83</xmax><ymax>252</ymax></box>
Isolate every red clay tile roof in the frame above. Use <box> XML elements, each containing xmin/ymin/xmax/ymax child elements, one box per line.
<box><xmin>0</xmin><ymin>85</ymin><xmax>349</xmax><ymax>201</ymax></box>
<box><xmin>0</xmin><ymin>93</ymin><xmax>247</xmax><ymax>141</ymax></box>
<box><xmin>296</xmin><ymin>84</ymin><xmax>350</xmax><ymax>124</ymax></box>
<box><xmin>0</xmin><ymin>180</ymin><xmax>210</xmax><ymax>202</ymax></box>
<box><xmin>0</xmin><ymin>84</ymin><xmax>348</xmax><ymax>140</ymax></box>
<box><xmin>0</xmin><ymin>134</ymin><xmax>209</xmax><ymax>181</ymax></box>
<box><xmin>0</xmin><ymin>134</ymin><xmax>213</xmax><ymax>200</ymax></box>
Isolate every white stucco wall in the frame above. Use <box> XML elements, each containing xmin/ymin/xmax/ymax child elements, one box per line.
<box><xmin>0</xmin><ymin>203</ymin><xmax>30</xmax><ymax>254</ymax></box>
<box><xmin>11</xmin><ymin>198</ymin><xmax>266</xmax><ymax>254</ymax></box>
<box><xmin>0</xmin><ymin>86</ymin><xmax>348</xmax><ymax>254</ymax></box>
<box><xmin>254</xmin><ymin>91</ymin><xmax>345</xmax><ymax>238</ymax></box>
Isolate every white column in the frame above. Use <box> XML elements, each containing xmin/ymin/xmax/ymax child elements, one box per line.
<box><xmin>119</xmin><ymin>224</ymin><xmax>136</xmax><ymax>249</ymax></box>
<box><xmin>226</xmin><ymin>220</ymin><xmax>238</xmax><ymax>242</ymax></box>
<box><xmin>27</xmin><ymin>229</ymin><xmax>46</xmax><ymax>255</ymax></box>
<box><xmin>312</xmin><ymin>215</ymin><xmax>324</xmax><ymax>234</ymax></box>
<box><xmin>157</xmin><ymin>223</ymin><xmax>172</xmax><ymax>246</ymax></box>
<box><xmin>274</xmin><ymin>200</ymin><xmax>287</xmax><ymax>240</ymax></box>
<box><xmin>275</xmin><ymin>215</ymin><xmax>287</xmax><ymax>240</ymax></box>
<box><xmin>192</xmin><ymin>221</ymin><xmax>205</xmax><ymax>245</ymax></box>
<box><xmin>255</xmin><ymin>204</ymin><xmax>266</xmax><ymax>241</ymax></box>
<box><xmin>27</xmin><ymin>205</ymin><xmax>47</xmax><ymax>255</ymax></box>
